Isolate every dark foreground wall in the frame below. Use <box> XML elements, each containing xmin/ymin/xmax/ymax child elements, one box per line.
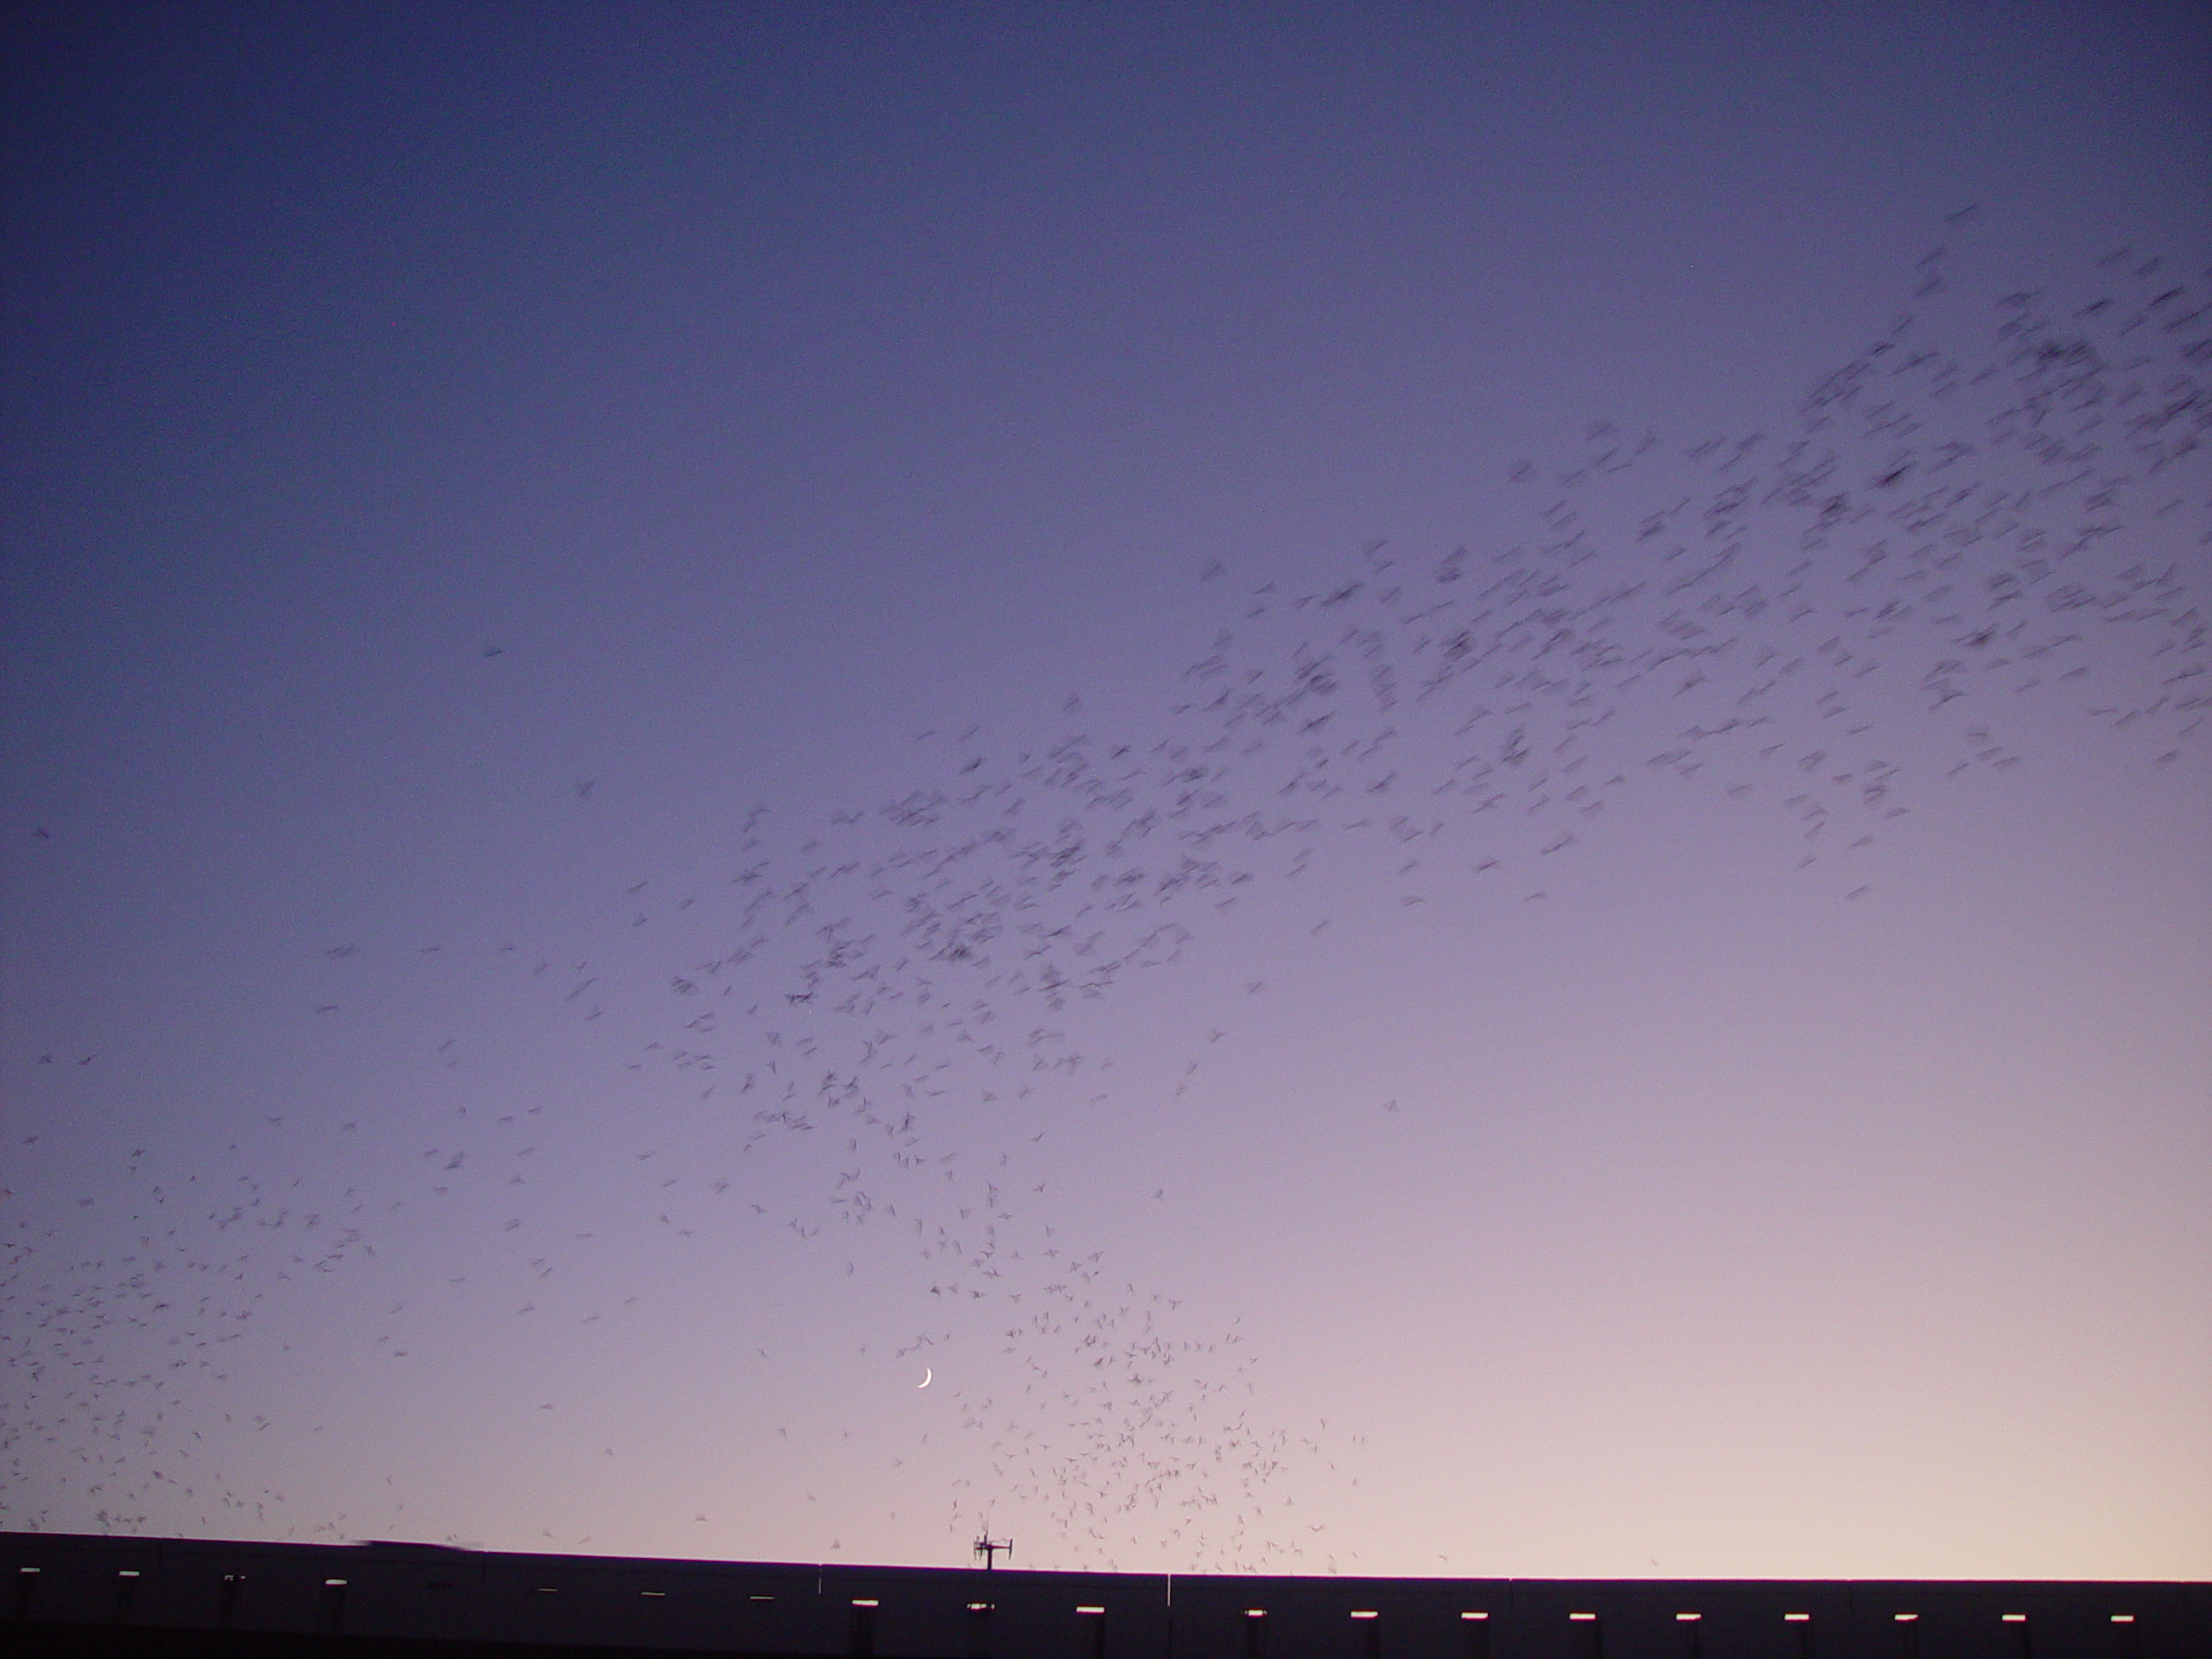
<box><xmin>3</xmin><ymin>1533</ymin><xmax>2202</xmax><ymax>1659</ymax></box>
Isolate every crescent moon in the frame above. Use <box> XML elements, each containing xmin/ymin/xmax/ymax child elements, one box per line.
<box><xmin>917</xmin><ymin>1368</ymin><xmax>932</xmax><ymax>1389</ymax></box>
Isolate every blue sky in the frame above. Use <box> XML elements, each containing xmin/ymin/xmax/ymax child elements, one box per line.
<box><xmin>4</xmin><ymin>1</ymin><xmax>2208</xmax><ymax>1577</ymax></box>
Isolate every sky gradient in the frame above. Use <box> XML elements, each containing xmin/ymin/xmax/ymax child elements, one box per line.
<box><xmin>4</xmin><ymin>2</ymin><xmax>2209</xmax><ymax>1580</ymax></box>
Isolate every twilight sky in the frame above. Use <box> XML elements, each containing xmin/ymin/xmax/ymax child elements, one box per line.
<box><xmin>4</xmin><ymin>2</ymin><xmax>2208</xmax><ymax>1580</ymax></box>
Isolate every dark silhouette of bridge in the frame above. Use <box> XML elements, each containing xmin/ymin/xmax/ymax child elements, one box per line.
<box><xmin>5</xmin><ymin>1532</ymin><xmax>2203</xmax><ymax>1657</ymax></box>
